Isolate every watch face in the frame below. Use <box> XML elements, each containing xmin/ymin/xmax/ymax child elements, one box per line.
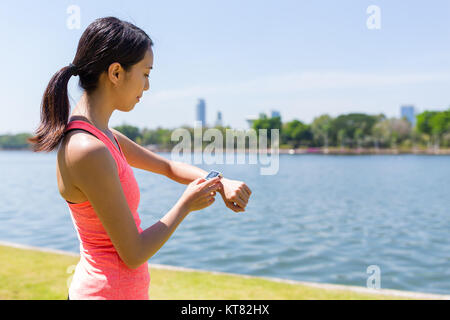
<box><xmin>205</xmin><ymin>171</ymin><xmax>221</xmax><ymax>179</ymax></box>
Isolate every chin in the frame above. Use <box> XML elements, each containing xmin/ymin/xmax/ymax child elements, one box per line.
<box><xmin>118</xmin><ymin>104</ymin><xmax>135</xmax><ymax>112</ymax></box>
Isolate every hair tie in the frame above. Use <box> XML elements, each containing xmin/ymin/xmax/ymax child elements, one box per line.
<box><xmin>68</xmin><ymin>63</ymin><xmax>79</xmax><ymax>76</ymax></box>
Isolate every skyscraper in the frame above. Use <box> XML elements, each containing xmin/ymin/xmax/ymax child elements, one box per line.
<box><xmin>271</xmin><ymin>110</ymin><xmax>281</xmax><ymax>119</ymax></box>
<box><xmin>215</xmin><ymin>111</ymin><xmax>223</xmax><ymax>127</ymax></box>
<box><xmin>196</xmin><ymin>99</ymin><xmax>206</xmax><ymax>127</ymax></box>
<box><xmin>400</xmin><ymin>105</ymin><xmax>415</xmax><ymax>126</ymax></box>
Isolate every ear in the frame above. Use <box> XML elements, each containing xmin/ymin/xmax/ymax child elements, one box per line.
<box><xmin>107</xmin><ymin>62</ymin><xmax>123</xmax><ymax>85</ymax></box>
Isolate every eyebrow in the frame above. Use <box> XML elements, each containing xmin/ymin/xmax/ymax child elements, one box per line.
<box><xmin>146</xmin><ymin>66</ymin><xmax>153</xmax><ymax>69</ymax></box>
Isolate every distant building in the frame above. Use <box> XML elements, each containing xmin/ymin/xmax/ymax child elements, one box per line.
<box><xmin>215</xmin><ymin>111</ymin><xmax>223</xmax><ymax>127</ymax></box>
<box><xmin>400</xmin><ymin>105</ymin><xmax>415</xmax><ymax>126</ymax></box>
<box><xmin>271</xmin><ymin>110</ymin><xmax>281</xmax><ymax>119</ymax></box>
<box><xmin>196</xmin><ymin>99</ymin><xmax>206</xmax><ymax>127</ymax></box>
<box><xmin>245</xmin><ymin>110</ymin><xmax>282</xmax><ymax>128</ymax></box>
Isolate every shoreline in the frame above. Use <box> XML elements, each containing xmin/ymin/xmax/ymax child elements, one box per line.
<box><xmin>1</xmin><ymin>240</ymin><xmax>448</xmax><ymax>300</ymax></box>
<box><xmin>282</xmin><ymin>147</ymin><xmax>450</xmax><ymax>155</ymax></box>
<box><xmin>2</xmin><ymin>146</ymin><xmax>450</xmax><ymax>155</ymax></box>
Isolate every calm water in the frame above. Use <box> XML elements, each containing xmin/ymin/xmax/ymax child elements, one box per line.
<box><xmin>0</xmin><ymin>151</ymin><xmax>449</xmax><ymax>295</ymax></box>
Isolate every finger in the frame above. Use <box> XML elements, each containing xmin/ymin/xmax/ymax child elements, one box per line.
<box><xmin>243</xmin><ymin>184</ymin><xmax>252</xmax><ymax>197</ymax></box>
<box><xmin>200</xmin><ymin>196</ymin><xmax>215</xmax><ymax>208</ymax></box>
<box><xmin>205</xmin><ymin>191</ymin><xmax>216</xmax><ymax>197</ymax></box>
<box><xmin>237</xmin><ymin>188</ymin><xmax>249</xmax><ymax>203</ymax></box>
<box><xmin>232</xmin><ymin>195</ymin><xmax>246</xmax><ymax>209</ymax></box>
<box><xmin>230</xmin><ymin>200</ymin><xmax>245</xmax><ymax>211</ymax></box>
<box><xmin>200</xmin><ymin>191</ymin><xmax>217</xmax><ymax>201</ymax></box>
<box><xmin>241</xmin><ymin>186</ymin><xmax>251</xmax><ymax>199</ymax></box>
<box><xmin>209</xmin><ymin>182</ymin><xmax>222</xmax><ymax>191</ymax></box>
<box><xmin>238</xmin><ymin>193</ymin><xmax>248</xmax><ymax>206</ymax></box>
<box><xmin>194</xmin><ymin>177</ymin><xmax>206</xmax><ymax>185</ymax></box>
<box><xmin>199</xmin><ymin>176</ymin><xmax>221</xmax><ymax>187</ymax></box>
<box><xmin>228</xmin><ymin>201</ymin><xmax>244</xmax><ymax>212</ymax></box>
<box><xmin>240</xmin><ymin>187</ymin><xmax>250</xmax><ymax>199</ymax></box>
<box><xmin>226</xmin><ymin>201</ymin><xmax>237</xmax><ymax>212</ymax></box>
<box><xmin>202</xmin><ymin>183</ymin><xmax>222</xmax><ymax>195</ymax></box>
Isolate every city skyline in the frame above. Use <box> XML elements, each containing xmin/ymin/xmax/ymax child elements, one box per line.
<box><xmin>1</xmin><ymin>1</ymin><xmax>450</xmax><ymax>134</ymax></box>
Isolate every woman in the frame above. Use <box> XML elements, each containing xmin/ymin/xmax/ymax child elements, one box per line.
<box><xmin>28</xmin><ymin>16</ymin><xmax>252</xmax><ymax>300</ymax></box>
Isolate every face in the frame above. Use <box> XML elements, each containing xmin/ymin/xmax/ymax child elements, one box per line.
<box><xmin>107</xmin><ymin>47</ymin><xmax>154</xmax><ymax>111</ymax></box>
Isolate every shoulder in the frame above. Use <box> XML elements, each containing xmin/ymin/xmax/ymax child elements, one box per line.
<box><xmin>60</xmin><ymin>130</ymin><xmax>118</xmax><ymax>183</ymax></box>
<box><xmin>62</xmin><ymin>129</ymin><xmax>106</xmax><ymax>160</ymax></box>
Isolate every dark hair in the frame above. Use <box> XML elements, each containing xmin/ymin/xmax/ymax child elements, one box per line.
<box><xmin>28</xmin><ymin>16</ymin><xmax>153</xmax><ymax>152</ymax></box>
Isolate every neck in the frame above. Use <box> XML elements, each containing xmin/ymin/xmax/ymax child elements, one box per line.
<box><xmin>71</xmin><ymin>91</ymin><xmax>114</xmax><ymax>132</ymax></box>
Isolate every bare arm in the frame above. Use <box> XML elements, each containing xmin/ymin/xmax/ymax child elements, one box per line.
<box><xmin>166</xmin><ymin>160</ymin><xmax>209</xmax><ymax>184</ymax></box>
<box><xmin>110</xmin><ymin>128</ymin><xmax>171</xmax><ymax>177</ymax></box>
<box><xmin>111</xmin><ymin>128</ymin><xmax>207</xmax><ymax>183</ymax></box>
<box><xmin>67</xmin><ymin>137</ymin><xmax>221</xmax><ymax>269</ymax></box>
<box><xmin>111</xmin><ymin>129</ymin><xmax>252</xmax><ymax>211</ymax></box>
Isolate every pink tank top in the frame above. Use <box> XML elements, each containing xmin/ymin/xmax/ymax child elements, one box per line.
<box><xmin>64</xmin><ymin>120</ymin><xmax>150</xmax><ymax>300</ymax></box>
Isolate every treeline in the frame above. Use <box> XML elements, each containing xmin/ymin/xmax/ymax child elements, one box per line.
<box><xmin>101</xmin><ymin>108</ymin><xmax>450</xmax><ymax>149</ymax></box>
<box><xmin>1</xmin><ymin>109</ymin><xmax>449</xmax><ymax>150</ymax></box>
<box><xmin>253</xmin><ymin>109</ymin><xmax>450</xmax><ymax>149</ymax></box>
<box><xmin>0</xmin><ymin>133</ymin><xmax>33</xmax><ymax>149</ymax></box>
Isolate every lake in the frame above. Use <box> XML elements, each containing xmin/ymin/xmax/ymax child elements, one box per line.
<box><xmin>0</xmin><ymin>151</ymin><xmax>449</xmax><ymax>295</ymax></box>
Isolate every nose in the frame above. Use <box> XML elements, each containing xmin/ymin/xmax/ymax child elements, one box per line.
<box><xmin>144</xmin><ymin>79</ymin><xmax>150</xmax><ymax>91</ymax></box>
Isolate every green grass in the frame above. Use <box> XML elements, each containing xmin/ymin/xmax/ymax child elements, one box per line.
<box><xmin>0</xmin><ymin>244</ymin><xmax>410</xmax><ymax>300</ymax></box>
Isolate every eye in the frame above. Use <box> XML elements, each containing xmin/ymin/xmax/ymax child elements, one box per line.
<box><xmin>145</xmin><ymin>74</ymin><xmax>149</xmax><ymax>78</ymax></box>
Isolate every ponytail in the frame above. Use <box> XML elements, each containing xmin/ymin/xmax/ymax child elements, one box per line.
<box><xmin>27</xmin><ymin>64</ymin><xmax>77</xmax><ymax>152</ymax></box>
<box><xmin>28</xmin><ymin>16</ymin><xmax>153</xmax><ymax>153</ymax></box>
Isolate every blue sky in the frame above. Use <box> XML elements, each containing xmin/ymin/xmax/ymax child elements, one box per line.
<box><xmin>1</xmin><ymin>0</ymin><xmax>450</xmax><ymax>134</ymax></box>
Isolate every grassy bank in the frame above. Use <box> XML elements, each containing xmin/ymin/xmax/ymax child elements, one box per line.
<box><xmin>0</xmin><ymin>244</ymin><xmax>436</xmax><ymax>300</ymax></box>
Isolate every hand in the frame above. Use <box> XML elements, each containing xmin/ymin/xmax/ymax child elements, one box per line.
<box><xmin>179</xmin><ymin>176</ymin><xmax>222</xmax><ymax>213</ymax></box>
<box><xmin>218</xmin><ymin>178</ymin><xmax>252</xmax><ymax>212</ymax></box>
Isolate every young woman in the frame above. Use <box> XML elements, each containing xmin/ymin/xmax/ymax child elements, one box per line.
<box><xmin>28</xmin><ymin>16</ymin><xmax>251</xmax><ymax>300</ymax></box>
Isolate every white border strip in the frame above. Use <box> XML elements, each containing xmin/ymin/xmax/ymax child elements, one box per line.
<box><xmin>1</xmin><ymin>240</ymin><xmax>448</xmax><ymax>300</ymax></box>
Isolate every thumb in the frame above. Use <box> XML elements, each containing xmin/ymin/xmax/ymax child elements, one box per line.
<box><xmin>194</xmin><ymin>177</ymin><xmax>206</xmax><ymax>185</ymax></box>
<box><xmin>199</xmin><ymin>176</ymin><xmax>221</xmax><ymax>187</ymax></box>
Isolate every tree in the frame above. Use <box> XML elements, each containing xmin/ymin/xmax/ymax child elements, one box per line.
<box><xmin>416</xmin><ymin>111</ymin><xmax>435</xmax><ymax>134</ymax></box>
<box><xmin>282</xmin><ymin>120</ymin><xmax>313</xmax><ymax>148</ymax></box>
<box><xmin>430</xmin><ymin>110</ymin><xmax>450</xmax><ymax>137</ymax></box>
<box><xmin>329</xmin><ymin>113</ymin><xmax>379</xmax><ymax>148</ymax></box>
<box><xmin>113</xmin><ymin>124</ymin><xmax>141</xmax><ymax>142</ymax></box>
<box><xmin>311</xmin><ymin>114</ymin><xmax>333</xmax><ymax>147</ymax></box>
<box><xmin>416</xmin><ymin>110</ymin><xmax>450</xmax><ymax>148</ymax></box>
<box><xmin>337</xmin><ymin>129</ymin><xmax>346</xmax><ymax>149</ymax></box>
<box><xmin>354</xmin><ymin>128</ymin><xmax>364</xmax><ymax>149</ymax></box>
<box><xmin>372</xmin><ymin>121</ymin><xmax>389</xmax><ymax>148</ymax></box>
<box><xmin>371</xmin><ymin>118</ymin><xmax>411</xmax><ymax>148</ymax></box>
<box><xmin>252</xmin><ymin>116</ymin><xmax>282</xmax><ymax>146</ymax></box>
